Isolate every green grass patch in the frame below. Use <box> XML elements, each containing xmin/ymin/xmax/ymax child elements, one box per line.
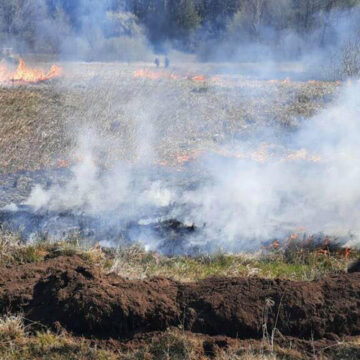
<box><xmin>106</xmin><ymin>245</ymin><xmax>353</xmax><ymax>282</ymax></box>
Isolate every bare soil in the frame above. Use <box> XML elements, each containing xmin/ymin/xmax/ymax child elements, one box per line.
<box><xmin>0</xmin><ymin>255</ymin><xmax>358</xmax><ymax>343</ymax></box>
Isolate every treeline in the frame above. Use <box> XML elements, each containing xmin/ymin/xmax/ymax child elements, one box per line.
<box><xmin>125</xmin><ymin>0</ymin><xmax>360</xmax><ymax>41</ymax></box>
<box><xmin>0</xmin><ymin>0</ymin><xmax>149</xmax><ymax>59</ymax></box>
<box><xmin>122</xmin><ymin>0</ymin><xmax>360</xmax><ymax>55</ymax></box>
<box><xmin>0</xmin><ymin>0</ymin><xmax>359</xmax><ymax>59</ymax></box>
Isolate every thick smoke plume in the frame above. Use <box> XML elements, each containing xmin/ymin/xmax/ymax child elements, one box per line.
<box><xmin>0</xmin><ymin>0</ymin><xmax>152</xmax><ymax>61</ymax></box>
<box><xmin>1</xmin><ymin>1</ymin><xmax>359</xmax><ymax>77</ymax></box>
<box><xmin>181</xmin><ymin>82</ymin><xmax>360</xmax><ymax>250</ymax></box>
<box><xmin>1</xmin><ymin>1</ymin><xmax>360</xmax><ymax>253</ymax></box>
<box><xmin>24</xmin><ymin>82</ymin><xmax>360</xmax><ymax>252</ymax></box>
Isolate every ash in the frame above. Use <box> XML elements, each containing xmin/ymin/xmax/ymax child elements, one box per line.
<box><xmin>0</xmin><ymin>167</ymin><xmax>202</xmax><ymax>255</ymax></box>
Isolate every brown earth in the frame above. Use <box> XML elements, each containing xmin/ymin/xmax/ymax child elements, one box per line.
<box><xmin>88</xmin><ymin>332</ymin><xmax>360</xmax><ymax>359</ymax></box>
<box><xmin>0</xmin><ymin>255</ymin><xmax>359</xmax><ymax>342</ymax></box>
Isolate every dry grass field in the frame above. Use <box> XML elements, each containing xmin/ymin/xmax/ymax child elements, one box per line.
<box><xmin>0</xmin><ymin>62</ymin><xmax>339</xmax><ymax>173</ymax></box>
<box><xmin>0</xmin><ymin>61</ymin><xmax>359</xmax><ymax>359</ymax></box>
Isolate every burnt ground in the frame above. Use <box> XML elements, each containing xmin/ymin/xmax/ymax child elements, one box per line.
<box><xmin>0</xmin><ymin>66</ymin><xmax>343</xmax><ymax>255</ymax></box>
<box><xmin>0</xmin><ymin>66</ymin><xmax>357</xmax><ymax>358</ymax></box>
<box><xmin>0</xmin><ymin>254</ymin><xmax>359</xmax><ymax>356</ymax></box>
<box><xmin>0</xmin><ymin>166</ymin><xmax>355</xmax><ymax>256</ymax></box>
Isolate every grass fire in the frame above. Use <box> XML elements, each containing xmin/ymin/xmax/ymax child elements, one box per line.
<box><xmin>0</xmin><ymin>57</ymin><xmax>62</xmax><ymax>84</ymax></box>
<box><xmin>0</xmin><ymin>1</ymin><xmax>360</xmax><ymax>359</ymax></box>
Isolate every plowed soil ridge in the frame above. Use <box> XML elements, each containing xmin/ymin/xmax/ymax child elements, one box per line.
<box><xmin>0</xmin><ymin>256</ymin><xmax>359</xmax><ymax>340</ymax></box>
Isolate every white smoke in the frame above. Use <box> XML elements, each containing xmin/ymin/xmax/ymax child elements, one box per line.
<box><xmin>24</xmin><ymin>81</ymin><xmax>360</xmax><ymax>252</ymax></box>
<box><xmin>26</xmin><ymin>130</ymin><xmax>175</xmax><ymax>217</ymax></box>
<box><xmin>176</xmin><ymin>82</ymin><xmax>360</xmax><ymax>250</ymax></box>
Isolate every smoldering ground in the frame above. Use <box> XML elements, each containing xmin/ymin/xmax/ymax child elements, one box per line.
<box><xmin>1</xmin><ymin>2</ymin><xmax>360</xmax><ymax>253</ymax></box>
<box><xmin>0</xmin><ymin>78</ymin><xmax>357</xmax><ymax>254</ymax></box>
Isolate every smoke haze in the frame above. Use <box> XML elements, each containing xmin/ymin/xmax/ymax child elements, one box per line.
<box><xmin>22</xmin><ymin>81</ymin><xmax>360</xmax><ymax>252</ymax></box>
<box><xmin>1</xmin><ymin>1</ymin><xmax>360</xmax><ymax>253</ymax></box>
<box><xmin>1</xmin><ymin>1</ymin><xmax>360</xmax><ymax>77</ymax></box>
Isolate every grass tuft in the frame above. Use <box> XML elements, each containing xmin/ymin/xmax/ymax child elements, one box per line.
<box><xmin>0</xmin><ymin>315</ymin><xmax>25</xmax><ymax>342</ymax></box>
<box><xmin>106</xmin><ymin>245</ymin><xmax>354</xmax><ymax>282</ymax></box>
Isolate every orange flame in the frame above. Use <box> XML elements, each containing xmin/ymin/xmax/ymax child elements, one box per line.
<box><xmin>158</xmin><ymin>144</ymin><xmax>323</xmax><ymax>168</ymax></box>
<box><xmin>317</xmin><ymin>249</ymin><xmax>329</xmax><ymax>257</ymax></box>
<box><xmin>191</xmin><ymin>75</ymin><xmax>206</xmax><ymax>82</ymax></box>
<box><xmin>0</xmin><ymin>58</ymin><xmax>62</xmax><ymax>84</ymax></box>
<box><xmin>268</xmin><ymin>77</ymin><xmax>292</xmax><ymax>85</ymax></box>
<box><xmin>134</xmin><ymin>69</ymin><xmax>209</xmax><ymax>83</ymax></box>
<box><xmin>57</xmin><ymin>159</ymin><xmax>71</xmax><ymax>168</ymax></box>
<box><xmin>134</xmin><ymin>69</ymin><xmax>180</xmax><ymax>80</ymax></box>
<box><xmin>176</xmin><ymin>153</ymin><xmax>197</xmax><ymax>164</ymax></box>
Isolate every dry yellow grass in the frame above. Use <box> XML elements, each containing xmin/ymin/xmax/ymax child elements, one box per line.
<box><xmin>0</xmin><ymin>316</ymin><xmax>357</xmax><ymax>360</ymax></box>
<box><xmin>0</xmin><ymin>63</ymin><xmax>339</xmax><ymax>173</ymax></box>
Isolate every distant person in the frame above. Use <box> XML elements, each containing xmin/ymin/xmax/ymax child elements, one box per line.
<box><xmin>154</xmin><ymin>58</ymin><xmax>160</xmax><ymax>68</ymax></box>
<box><xmin>164</xmin><ymin>57</ymin><xmax>170</xmax><ymax>69</ymax></box>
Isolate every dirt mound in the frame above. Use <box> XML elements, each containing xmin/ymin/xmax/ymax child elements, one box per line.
<box><xmin>0</xmin><ymin>255</ymin><xmax>359</xmax><ymax>341</ymax></box>
<box><xmin>348</xmin><ymin>258</ymin><xmax>360</xmax><ymax>273</ymax></box>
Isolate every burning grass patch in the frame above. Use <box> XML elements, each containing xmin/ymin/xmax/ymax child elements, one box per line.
<box><xmin>0</xmin><ymin>66</ymin><xmax>339</xmax><ymax>173</ymax></box>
